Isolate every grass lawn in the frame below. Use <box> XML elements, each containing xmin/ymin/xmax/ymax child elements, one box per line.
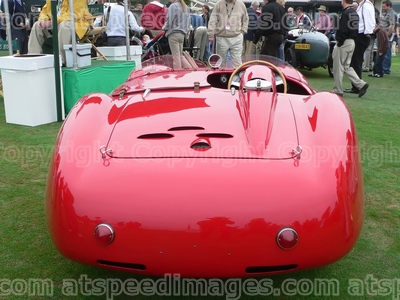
<box><xmin>1</xmin><ymin>58</ymin><xmax>399</xmax><ymax>300</ymax></box>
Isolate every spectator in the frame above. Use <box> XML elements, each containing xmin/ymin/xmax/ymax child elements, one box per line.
<box><xmin>1</xmin><ymin>0</ymin><xmax>28</xmax><ymax>53</ymax></box>
<box><xmin>343</xmin><ymin>0</ymin><xmax>375</xmax><ymax>94</ymax></box>
<box><xmin>141</xmin><ymin>0</ymin><xmax>167</xmax><ymax>33</ymax></box>
<box><xmin>286</xmin><ymin>7</ymin><xmax>296</xmax><ymax>29</ymax></box>
<box><xmin>190</xmin><ymin>11</ymin><xmax>208</xmax><ymax>60</ymax></box>
<box><xmin>353</xmin><ymin>2</ymin><xmax>359</xmax><ymax>9</ymax></box>
<box><xmin>295</xmin><ymin>6</ymin><xmax>311</xmax><ymax>27</ymax></box>
<box><xmin>332</xmin><ymin>0</ymin><xmax>369</xmax><ymax>97</ymax></box>
<box><xmin>0</xmin><ymin>10</ymin><xmax>5</xmax><ymax>40</ymax></box>
<box><xmin>315</xmin><ymin>5</ymin><xmax>332</xmax><ymax>36</ymax></box>
<box><xmin>135</xmin><ymin>3</ymin><xmax>143</xmax><ymax>11</ymax></box>
<box><xmin>142</xmin><ymin>34</ymin><xmax>151</xmax><ymax>43</ymax></box>
<box><xmin>28</xmin><ymin>0</ymin><xmax>93</xmax><ymax>66</ymax></box>
<box><xmin>369</xmin><ymin>26</ymin><xmax>389</xmax><ymax>77</ymax></box>
<box><xmin>201</xmin><ymin>5</ymin><xmax>210</xmax><ymax>27</ymax></box>
<box><xmin>363</xmin><ymin>5</ymin><xmax>380</xmax><ymax>72</ymax></box>
<box><xmin>94</xmin><ymin>0</ymin><xmax>144</xmax><ymax>46</ymax></box>
<box><xmin>243</xmin><ymin>0</ymin><xmax>259</xmax><ymax>56</ymax></box>
<box><xmin>207</xmin><ymin>0</ymin><xmax>248</xmax><ymax>67</ymax></box>
<box><xmin>276</xmin><ymin>0</ymin><xmax>285</xmax><ymax>59</ymax></box>
<box><xmin>202</xmin><ymin>5</ymin><xmax>211</xmax><ymax>56</ymax></box>
<box><xmin>163</xmin><ymin>0</ymin><xmax>191</xmax><ymax>69</ymax></box>
<box><xmin>380</xmin><ymin>0</ymin><xmax>396</xmax><ymax>74</ymax></box>
<box><xmin>255</xmin><ymin>0</ymin><xmax>286</xmax><ymax>57</ymax></box>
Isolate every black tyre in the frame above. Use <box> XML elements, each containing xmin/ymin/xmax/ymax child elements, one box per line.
<box><xmin>285</xmin><ymin>47</ymin><xmax>298</xmax><ymax>68</ymax></box>
<box><xmin>328</xmin><ymin>41</ymin><xmax>335</xmax><ymax>77</ymax></box>
<box><xmin>328</xmin><ymin>63</ymin><xmax>334</xmax><ymax>77</ymax></box>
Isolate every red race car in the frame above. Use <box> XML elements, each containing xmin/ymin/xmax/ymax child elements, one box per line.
<box><xmin>46</xmin><ymin>55</ymin><xmax>364</xmax><ymax>278</ymax></box>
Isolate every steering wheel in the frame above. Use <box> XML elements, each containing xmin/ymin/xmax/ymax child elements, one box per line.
<box><xmin>227</xmin><ymin>60</ymin><xmax>287</xmax><ymax>93</ymax></box>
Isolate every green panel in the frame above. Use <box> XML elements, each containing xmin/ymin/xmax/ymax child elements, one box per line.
<box><xmin>62</xmin><ymin>60</ymin><xmax>135</xmax><ymax>114</ymax></box>
<box><xmin>88</xmin><ymin>4</ymin><xmax>104</xmax><ymax>16</ymax></box>
<box><xmin>0</xmin><ymin>40</ymin><xmax>20</xmax><ymax>55</ymax></box>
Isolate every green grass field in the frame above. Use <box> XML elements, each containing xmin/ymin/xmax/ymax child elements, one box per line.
<box><xmin>1</xmin><ymin>59</ymin><xmax>399</xmax><ymax>299</ymax></box>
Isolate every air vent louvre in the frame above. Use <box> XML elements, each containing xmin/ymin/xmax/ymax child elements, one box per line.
<box><xmin>196</xmin><ymin>133</ymin><xmax>233</xmax><ymax>138</ymax></box>
<box><xmin>97</xmin><ymin>260</ymin><xmax>146</xmax><ymax>270</ymax></box>
<box><xmin>246</xmin><ymin>264</ymin><xmax>297</xmax><ymax>273</ymax></box>
<box><xmin>168</xmin><ymin>126</ymin><xmax>205</xmax><ymax>131</ymax></box>
<box><xmin>138</xmin><ymin>133</ymin><xmax>174</xmax><ymax>139</ymax></box>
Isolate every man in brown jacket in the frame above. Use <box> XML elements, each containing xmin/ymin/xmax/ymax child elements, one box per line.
<box><xmin>369</xmin><ymin>26</ymin><xmax>389</xmax><ymax>77</ymax></box>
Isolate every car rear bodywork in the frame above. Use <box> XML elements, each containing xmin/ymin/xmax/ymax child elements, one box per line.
<box><xmin>46</xmin><ymin>56</ymin><xmax>364</xmax><ymax>278</ymax></box>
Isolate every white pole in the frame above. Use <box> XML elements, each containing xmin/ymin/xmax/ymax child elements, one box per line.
<box><xmin>124</xmin><ymin>0</ymin><xmax>131</xmax><ymax>60</ymax></box>
<box><xmin>69</xmin><ymin>0</ymin><xmax>78</xmax><ymax>68</ymax></box>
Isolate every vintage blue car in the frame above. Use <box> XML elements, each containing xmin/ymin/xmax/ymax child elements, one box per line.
<box><xmin>284</xmin><ymin>27</ymin><xmax>335</xmax><ymax>77</ymax></box>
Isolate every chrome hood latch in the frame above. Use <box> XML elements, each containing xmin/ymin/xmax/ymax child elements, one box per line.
<box><xmin>100</xmin><ymin>145</ymin><xmax>113</xmax><ymax>158</ymax></box>
<box><xmin>290</xmin><ymin>145</ymin><xmax>302</xmax><ymax>159</ymax></box>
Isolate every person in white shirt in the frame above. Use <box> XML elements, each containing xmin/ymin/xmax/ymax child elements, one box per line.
<box><xmin>343</xmin><ymin>0</ymin><xmax>375</xmax><ymax>94</ymax></box>
<box><xmin>94</xmin><ymin>0</ymin><xmax>144</xmax><ymax>46</ymax></box>
<box><xmin>295</xmin><ymin>6</ymin><xmax>311</xmax><ymax>27</ymax></box>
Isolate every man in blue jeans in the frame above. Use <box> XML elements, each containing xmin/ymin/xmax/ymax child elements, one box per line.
<box><xmin>380</xmin><ymin>0</ymin><xmax>396</xmax><ymax>74</ymax></box>
<box><xmin>369</xmin><ymin>26</ymin><xmax>389</xmax><ymax>77</ymax></box>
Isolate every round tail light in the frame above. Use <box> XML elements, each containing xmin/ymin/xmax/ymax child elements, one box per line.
<box><xmin>276</xmin><ymin>228</ymin><xmax>298</xmax><ymax>250</ymax></box>
<box><xmin>94</xmin><ymin>224</ymin><xmax>115</xmax><ymax>245</ymax></box>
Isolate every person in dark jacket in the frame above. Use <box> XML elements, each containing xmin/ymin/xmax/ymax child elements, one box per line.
<box><xmin>0</xmin><ymin>10</ymin><xmax>6</xmax><ymax>40</ymax></box>
<box><xmin>243</xmin><ymin>0</ymin><xmax>259</xmax><ymax>55</ymax></box>
<box><xmin>201</xmin><ymin>4</ymin><xmax>210</xmax><ymax>27</ymax></box>
<box><xmin>254</xmin><ymin>0</ymin><xmax>286</xmax><ymax>57</ymax></box>
<box><xmin>1</xmin><ymin>0</ymin><xmax>28</xmax><ymax>53</ymax></box>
